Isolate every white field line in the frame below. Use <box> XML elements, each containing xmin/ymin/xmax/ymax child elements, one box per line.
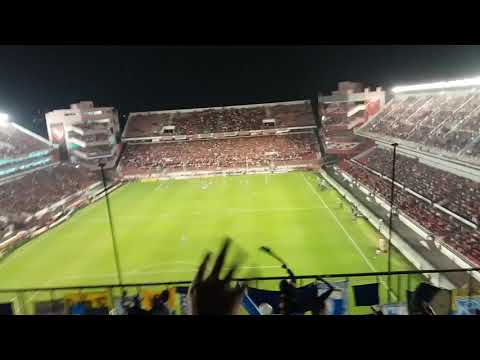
<box><xmin>301</xmin><ymin>173</ymin><xmax>396</xmax><ymax>299</ymax></box>
<box><xmin>130</xmin><ymin>265</ymin><xmax>282</xmax><ymax>275</ymax></box>
<box><xmin>27</xmin><ymin>279</ymin><xmax>56</xmax><ymax>303</ymax></box>
<box><xmin>78</xmin><ymin>207</ymin><xmax>327</xmax><ymax>223</ymax></box>
<box><xmin>20</xmin><ymin>265</ymin><xmax>283</xmax><ymax>291</ymax></box>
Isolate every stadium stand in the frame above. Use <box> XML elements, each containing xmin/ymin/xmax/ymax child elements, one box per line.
<box><xmin>0</xmin><ymin>163</ymin><xmax>98</xmax><ymax>217</ymax></box>
<box><xmin>0</xmin><ymin>121</ymin><xmax>50</xmax><ymax>160</ymax></box>
<box><xmin>359</xmin><ymin>89</ymin><xmax>480</xmax><ymax>163</ymax></box>
<box><xmin>337</xmin><ymin>157</ymin><xmax>480</xmax><ymax>266</ymax></box>
<box><xmin>0</xmin><ymin>120</ymin><xmax>56</xmax><ymax>180</ymax></box>
<box><xmin>120</xmin><ymin>133</ymin><xmax>319</xmax><ymax>175</ymax></box>
<box><xmin>319</xmin><ymin>83</ymin><xmax>383</xmax><ymax>161</ymax></box>
<box><xmin>355</xmin><ymin>147</ymin><xmax>479</xmax><ymax>225</ymax></box>
<box><xmin>123</xmin><ymin>102</ymin><xmax>315</xmax><ymax>138</ymax></box>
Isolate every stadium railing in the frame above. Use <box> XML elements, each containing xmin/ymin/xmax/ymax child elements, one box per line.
<box><xmin>1</xmin><ymin>267</ymin><xmax>479</xmax><ymax>315</ymax></box>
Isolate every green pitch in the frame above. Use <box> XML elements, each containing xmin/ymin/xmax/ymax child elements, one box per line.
<box><xmin>0</xmin><ymin>171</ymin><xmax>422</xmax><ymax>314</ymax></box>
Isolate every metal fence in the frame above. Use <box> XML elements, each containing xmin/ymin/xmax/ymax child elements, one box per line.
<box><xmin>1</xmin><ymin>267</ymin><xmax>479</xmax><ymax>315</ymax></box>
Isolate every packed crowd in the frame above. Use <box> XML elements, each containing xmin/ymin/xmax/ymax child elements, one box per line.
<box><xmin>362</xmin><ymin>91</ymin><xmax>480</xmax><ymax>158</ymax></box>
<box><xmin>0</xmin><ymin>164</ymin><xmax>98</xmax><ymax>216</ymax></box>
<box><xmin>77</xmin><ymin>145</ymin><xmax>115</xmax><ymax>156</ymax></box>
<box><xmin>124</xmin><ymin>103</ymin><xmax>315</xmax><ymax>138</ymax></box>
<box><xmin>338</xmin><ymin>159</ymin><xmax>480</xmax><ymax>265</ymax></box>
<box><xmin>70</xmin><ymin>133</ymin><xmax>111</xmax><ymax>143</ymax></box>
<box><xmin>356</xmin><ymin>148</ymin><xmax>479</xmax><ymax>224</ymax></box>
<box><xmin>0</xmin><ymin>123</ymin><xmax>50</xmax><ymax>160</ymax></box>
<box><xmin>120</xmin><ymin>133</ymin><xmax>319</xmax><ymax>174</ymax></box>
<box><xmin>323</xmin><ymin>102</ymin><xmax>357</xmax><ymax>125</ymax></box>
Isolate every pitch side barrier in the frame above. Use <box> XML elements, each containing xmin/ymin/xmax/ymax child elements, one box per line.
<box><xmin>1</xmin><ymin>268</ymin><xmax>479</xmax><ymax>315</ymax></box>
<box><xmin>122</xmin><ymin>164</ymin><xmax>319</xmax><ymax>181</ymax></box>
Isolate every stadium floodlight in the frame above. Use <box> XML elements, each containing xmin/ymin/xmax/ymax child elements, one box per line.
<box><xmin>392</xmin><ymin>76</ymin><xmax>480</xmax><ymax>94</ymax></box>
<box><xmin>0</xmin><ymin>113</ymin><xmax>9</xmax><ymax>127</ymax></box>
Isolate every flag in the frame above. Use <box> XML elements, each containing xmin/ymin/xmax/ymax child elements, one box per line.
<box><xmin>242</xmin><ymin>280</ymin><xmax>349</xmax><ymax>315</ymax></box>
<box><xmin>381</xmin><ymin>303</ymin><xmax>408</xmax><ymax>315</ymax></box>
<box><xmin>453</xmin><ymin>296</ymin><xmax>480</xmax><ymax>315</ymax></box>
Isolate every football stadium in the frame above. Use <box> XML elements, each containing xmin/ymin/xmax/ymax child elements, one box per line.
<box><xmin>1</xmin><ymin>77</ymin><xmax>480</xmax><ymax>315</ymax></box>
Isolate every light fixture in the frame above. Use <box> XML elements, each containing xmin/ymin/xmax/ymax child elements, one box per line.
<box><xmin>392</xmin><ymin>76</ymin><xmax>480</xmax><ymax>94</ymax></box>
<box><xmin>0</xmin><ymin>113</ymin><xmax>9</xmax><ymax>127</ymax></box>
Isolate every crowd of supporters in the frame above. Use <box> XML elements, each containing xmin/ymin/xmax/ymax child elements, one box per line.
<box><xmin>0</xmin><ymin>123</ymin><xmax>50</xmax><ymax>160</ymax></box>
<box><xmin>70</xmin><ymin>133</ymin><xmax>110</xmax><ymax>143</ymax></box>
<box><xmin>124</xmin><ymin>103</ymin><xmax>315</xmax><ymax>138</ymax></box>
<box><xmin>356</xmin><ymin>148</ymin><xmax>479</xmax><ymax>224</ymax></box>
<box><xmin>120</xmin><ymin>133</ymin><xmax>318</xmax><ymax>174</ymax></box>
<box><xmin>0</xmin><ymin>164</ymin><xmax>98</xmax><ymax>216</ymax></box>
<box><xmin>338</xmin><ymin>159</ymin><xmax>480</xmax><ymax>265</ymax></box>
<box><xmin>323</xmin><ymin>103</ymin><xmax>356</xmax><ymax>125</ymax></box>
<box><xmin>362</xmin><ymin>91</ymin><xmax>480</xmax><ymax>158</ymax></box>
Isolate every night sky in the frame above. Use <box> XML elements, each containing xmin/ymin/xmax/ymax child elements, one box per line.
<box><xmin>1</xmin><ymin>45</ymin><xmax>480</xmax><ymax>138</ymax></box>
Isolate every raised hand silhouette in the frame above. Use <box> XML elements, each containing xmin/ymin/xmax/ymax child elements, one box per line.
<box><xmin>189</xmin><ymin>238</ymin><xmax>246</xmax><ymax>315</ymax></box>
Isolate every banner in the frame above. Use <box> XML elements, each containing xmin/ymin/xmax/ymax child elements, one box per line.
<box><xmin>243</xmin><ymin>280</ymin><xmax>349</xmax><ymax>315</ymax></box>
<box><xmin>141</xmin><ymin>288</ymin><xmax>184</xmax><ymax>314</ymax></box>
<box><xmin>64</xmin><ymin>292</ymin><xmax>110</xmax><ymax>315</ymax></box>
<box><xmin>453</xmin><ymin>296</ymin><xmax>480</xmax><ymax>315</ymax></box>
<box><xmin>141</xmin><ymin>290</ymin><xmax>162</xmax><ymax>311</ymax></box>
<box><xmin>242</xmin><ymin>293</ymin><xmax>262</xmax><ymax>315</ymax></box>
<box><xmin>172</xmin><ymin>287</ymin><xmax>191</xmax><ymax>315</ymax></box>
<box><xmin>35</xmin><ymin>300</ymin><xmax>66</xmax><ymax>315</ymax></box>
<box><xmin>319</xmin><ymin>280</ymin><xmax>349</xmax><ymax>315</ymax></box>
<box><xmin>380</xmin><ymin>303</ymin><xmax>408</xmax><ymax>315</ymax></box>
<box><xmin>0</xmin><ymin>303</ymin><xmax>14</xmax><ymax>315</ymax></box>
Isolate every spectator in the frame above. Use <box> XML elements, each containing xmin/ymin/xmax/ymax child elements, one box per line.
<box><xmin>188</xmin><ymin>238</ymin><xmax>246</xmax><ymax>315</ymax></box>
<box><xmin>151</xmin><ymin>290</ymin><xmax>171</xmax><ymax>315</ymax></box>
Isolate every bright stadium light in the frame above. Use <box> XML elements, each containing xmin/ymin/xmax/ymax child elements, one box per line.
<box><xmin>0</xmin><ymin>113</ymin><xmax>9</xmax><ymax>127</ymax></box>
<box><xmin>392</xmin><ymin>76</ymin><xmax>480</xmax><ymax>94</ymax></box>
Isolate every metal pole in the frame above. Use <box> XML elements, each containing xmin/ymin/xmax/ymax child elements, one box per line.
<box><xmin>387</xmin><ymin>143</ymin><xmax>398</xmax><ymax>303</ymax></box>
<box><xmin>99</xmin><ymin>164</ymin><xmax>123</xmax><ymax>285</ymax></box>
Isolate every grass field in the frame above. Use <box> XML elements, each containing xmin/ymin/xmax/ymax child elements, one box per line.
<box><xmin>0</xmin><ymin>171</ymin><xmax>423</xmax><ymax>314</ymax></box>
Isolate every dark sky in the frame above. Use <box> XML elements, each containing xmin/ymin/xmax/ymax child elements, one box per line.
<box><xmin>1</xmin><ymin>45</ymin><xmax>480</xmax><ymax>138</ymax></box>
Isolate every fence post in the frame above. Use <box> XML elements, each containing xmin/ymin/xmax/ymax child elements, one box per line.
<box><xmin>108</xmin><ymin>287</ymin><xmax>114</xmax><ymax>312</ymax></box>
<box><xmin>468</xmin><ymin>271</ymin><xmax>473</xmax><ymax>300</ymax></box>
<box><xmin>17</xmin><ymin>291</ymin><xmax>26</xmax><ymax>315</ymax></box>
<box><xmin>50</xmin><ymin>290</ymin><xmax>55</xmax><ymax>315</ymax></box>
<box><xmin>397</xmin><ymin>275</ymin><xmax>401</xmax><ymax>304</ymax></box>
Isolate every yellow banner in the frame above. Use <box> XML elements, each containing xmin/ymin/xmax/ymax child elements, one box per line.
<box><xmin>64</xmin><ymin>292</ymin><xmax>111</xmax><ymax>309</ymax></box>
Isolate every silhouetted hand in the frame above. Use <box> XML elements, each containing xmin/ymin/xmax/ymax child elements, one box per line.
<box><xmin>189</xmin><ymin>238</ymin><xmax>246</xmax><ymax>315</ymax></box>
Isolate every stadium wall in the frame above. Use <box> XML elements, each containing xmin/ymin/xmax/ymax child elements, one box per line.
<box><xmin>320</xmin><ymin>168</ymin><xmax>456</xmax><ymax>289</ymax></box>
<box><xmin>123</xmin><ymin>126</ymin><xmax>317</xmax><ymax>143</ymax></box>
<box><xmin>121</xmin><ymin>164</ymin><xmax>316</xmax><ymax>181</ymax></box>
